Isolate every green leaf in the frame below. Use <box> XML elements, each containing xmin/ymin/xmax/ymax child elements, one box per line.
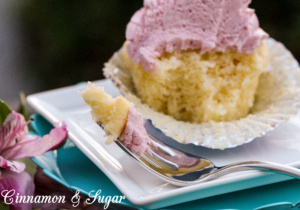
<box><xmin>0</xmin><ymin>99</ymin><xmax>12</xmax><ymax>125</ymax></box>
<box><xmin>0</xmin><ymin>203</ymin><xmax>10</xmax><ymax>210</ymax></box>
<box><xmin>18</xmin><ymin>92</ymin><xmax>33</xmax><ymax>131</ymax></box>
<box><xmin>18</xmin><ymin>92</ymin><xmax>29</xmax><ymax>120</ymax></box>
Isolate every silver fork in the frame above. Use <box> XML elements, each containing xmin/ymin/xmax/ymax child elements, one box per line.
<box><xmin>114</xmin><ymin>120</ymin><xmax>300</xmax><ymax>187</ymax></box>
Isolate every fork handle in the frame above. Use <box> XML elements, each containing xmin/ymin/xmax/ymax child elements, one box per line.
<box><xmin>203</xmin><ymin>161</ymin><xmax>300</xmax><ymax>182</ymax></box>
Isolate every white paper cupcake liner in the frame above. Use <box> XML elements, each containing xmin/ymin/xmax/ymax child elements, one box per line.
<box><xmin>103</xmin><ymin>38</ymin><xmax>300</xmax><ymax>150</ymax></box>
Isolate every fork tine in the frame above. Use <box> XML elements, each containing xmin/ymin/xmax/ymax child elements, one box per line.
<box><xmin>116</xmin><ymin>138</ymin><xmax>179</xmax><ymax>171</ymax></box>
<box><xmin>140</xmin><ymin>153</ymin><xmax>162</xmax><ymax>170</ymax></box>
<box><xmin>147</xmin><ymin>148</ymin><xmax>179</xmax><ymax>171</ymax></box>
<box><xmin>147</xmin><ymin>133</ymin><xmax>175</xmax><ymax>157</ymax></box>
<box><xmin>146</xmin><ymin>133</ymin><xmax>179</xmax><ymax>170</ymax></box>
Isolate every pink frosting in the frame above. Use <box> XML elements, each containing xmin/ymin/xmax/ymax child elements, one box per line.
<box><xmin>119</xmin><ymin>107</ymin><xmax>152</xmax><ymax>156</ymax></box>
<box><xmin>126</xmin><ymin>0</ymin><xmax>268</xmax><ymax>71</ymax></box>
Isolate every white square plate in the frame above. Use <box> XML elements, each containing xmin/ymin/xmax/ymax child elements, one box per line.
<box><xmin>27</xmin><ymin>79</ymin><xmax>300</xmax><ymax>209</ymax></box>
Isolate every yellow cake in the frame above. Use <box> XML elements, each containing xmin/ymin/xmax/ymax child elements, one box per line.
<box><xmin>122</xmin><ymin>41</ymin><xmax>269</xmax><ymax>123</ymax></box>
<box><xmin>81</xmin><ymin>82</ymin><xmax>153</xmax><ymax>155</ymax></box>
<box><xmin>81</xmin><ymin>82</ymin><xmax>131</xmax><ymax>143</ymax></box>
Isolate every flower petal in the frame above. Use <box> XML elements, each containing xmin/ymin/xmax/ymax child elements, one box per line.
<box><xmin>0</xmin><ymin>170</ymin><xmax>34</xmax><ymax>210</ymax></box>
<box><xmin>0</xmin><ymin>156</ymin><xmax>25</xmax><ymax>173</ymax></box>
<box><xmin>2</xmin><ymin>122</ymin><xmax>68</xmax><ymax>160</ymax></box>
<box><xmin>0</xmin><ymin>111</ymin><xmax>29</xmax><ymax>154</ymax></box>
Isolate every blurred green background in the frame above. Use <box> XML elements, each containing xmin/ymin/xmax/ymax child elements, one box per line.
<box><xmin>18</xmin><ymin>0</ymin><xmax>142</xmax><ymax>92</ymax></box>
<box><xmin>10</xmin><ymin>0</ymin><xmax>300</xmax><ymax>93</ymax></box>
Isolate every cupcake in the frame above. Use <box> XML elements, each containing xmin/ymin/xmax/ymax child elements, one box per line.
<box><xmin>81</xmin><ymin>82</ymin><xmax>152</xmax><ymax>155</ymax></box>
<box><xmin>103</xmin><ymin>0</ymin><xmax>300</xmax><ymax>149</ymax></box>
<box><xmin>120</xmin><ymin>0</ymin><xmax>269</xmax><ymax>123</ymax></box>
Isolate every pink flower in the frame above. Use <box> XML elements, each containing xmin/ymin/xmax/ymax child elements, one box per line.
<box><xmin>0</xmin><ymin>111</ymin><xmax>68</xmax><ymax>209</ymax></box>
<box><xmin>0</xmin><ymin>111</ymin><xmax>68</xmax><ymax>173</ymax></box>
<box><xmin>0</xmin><ymin>170</ymin><xmax>34</xmax><ymax>210</ymax></box>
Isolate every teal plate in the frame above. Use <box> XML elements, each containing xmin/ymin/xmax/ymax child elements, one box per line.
<box><xmin>30</xmin><ymin>114</ymin><xmax>300</xmax><ymax>209</ymax></box>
